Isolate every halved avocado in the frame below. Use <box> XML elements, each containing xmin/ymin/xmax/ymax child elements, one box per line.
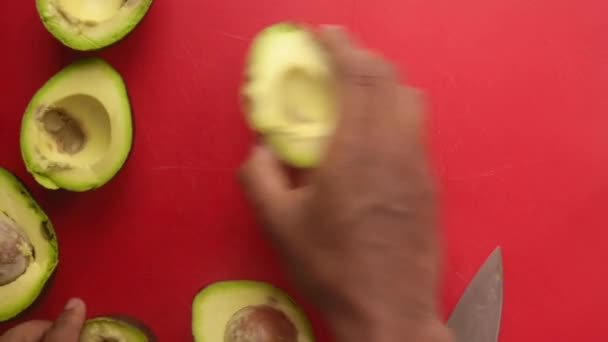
<box><xmin>36</xmin><ymin>0</ymin><xmax>153</xmax><ymax>51</ymax></box>
<box><xmin>20</xmin><ymin>58</ymin><xmax>133</xmax><ymax>192</ymax></box>
<box><xmin>80</xmin><ymin>315</ymin><xmax>156</xmax><ymax>342</ymax></box>
<box><xmin>0</xmin><ymin>168</ymin><xmax>58</xmax><ymax>322</ymax></box>
<box><xmin>192</xmin><ymin>280</ymin><xmax>314</xmax><ymax>342</ymax></box>
<box><xmin>242</xmin><ymin>23</ymin><xmax>337</xmax><ymax>168</ymax></box>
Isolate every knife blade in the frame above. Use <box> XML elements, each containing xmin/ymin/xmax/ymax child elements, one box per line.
<box><xmin>447</xmin><ymin>246</ymin><xmax>503</xmax><ymax>342</ymax></box>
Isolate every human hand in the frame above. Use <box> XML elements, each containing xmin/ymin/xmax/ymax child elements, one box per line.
<box><xmin>0</xmin><ymin>298</ymin><xmax>86</xmax><ymax>342</ymax></box>
<box><xmin>240</xmin><ymin>26</ymin><xmax>451</xmax><ymax>342</ymax></box>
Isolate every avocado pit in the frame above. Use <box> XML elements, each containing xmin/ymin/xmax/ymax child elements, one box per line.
<box><xmin>225</xmin><ymin>305</ymin><xmax>297</xmax><ymax>342</ymax></box>
<box><xmin>0</xmin><ymin>213</ymin><xmax>33</xmax><ymax>286</ymax></box>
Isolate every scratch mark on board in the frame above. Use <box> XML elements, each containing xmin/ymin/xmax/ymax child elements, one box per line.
<box><xmin>151</xmin><ymin>165</ymin><xmax>233</xmax><ymax>172</ymax></box>
<box><xmin>217</xmin><ymin>30</ymin><xmax>247</xmax><ymax>41</ymax></box>
<box><xmin>447</xmin><ymin>159</ymin><xmax>549</xmax><ymax>182</ymax></box>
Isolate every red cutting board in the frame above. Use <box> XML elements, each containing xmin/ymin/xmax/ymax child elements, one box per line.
<box><xmin>0</xmin><ymin>1</ymin><xmax>606</xmax><ymax>341</ymax></box>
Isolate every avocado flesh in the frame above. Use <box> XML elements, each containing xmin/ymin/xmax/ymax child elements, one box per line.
<box><xmin>20</xmin><ymin>58</ymin><xmax>133</xmax><ymax>192</ymax></box>
<box><xmin>36</xmin><ymin>0</ymin><xmax>153</xmax><ymax>51</ymax></box>
<box><xmin>0</xmin><ymin>168</ymin><xmax>58</xmax><ymax>322</ymax></box>
<box><xmin>192</xmin><ymin>280</ymin><xmax>314</xmax><ymax>342</ymax></box>
<box><xmin>243</xmin><ymin>23</ymin><xmax>337</xmax><ymax>168</ymax></box>
<box><xmin>81</xmin><ymin>316</ymin><xmax>151</xmax><ymax>342</ymax></box>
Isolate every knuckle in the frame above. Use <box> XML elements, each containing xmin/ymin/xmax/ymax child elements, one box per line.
<box><xmin>371</xmin><ymin>58</ymin><xmax>396</xmax><ymax>81</ymax></box>
<box><xmin>342</xmin><ymin>51</ymin><xmax>396</xmax><ymax>86</ymax></box>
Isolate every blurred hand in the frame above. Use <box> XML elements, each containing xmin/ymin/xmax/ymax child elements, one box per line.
<box><xmin>0</xmin><ymin>298</ymin><xmax>86</xmax><ymax>342</ymax></box>
<box><xmin>240</xmin><ymin>26</ymin><xmax>451</xmax><ymax>342</ymax></box>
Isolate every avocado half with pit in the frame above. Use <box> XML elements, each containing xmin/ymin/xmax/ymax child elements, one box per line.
<box><xmin>80</xmin><ymin>315</ymin><xmax>156</xmax><ymax>342</ymax></box>
<box><xmin>0</xmin><ymin>168</ymin><xmax>58</xmax><ymax>321</ymax></box>
<box><xmin>36</xmin><ymin>0</ymin><xmax>153</xmax><ymax>51</ymax></box>
<box><xmin>20</xmin><ymin>58</ymin><xmax>133</xmax><ymax>192</ymax></box>
<box><xmin>192</xmin><ymin>280</ymin><xmax>314</xmax><ymax>342</ymax></box>
<box><xmin>242</xmin><ymin>23</ymin><xmax>338</xmax><ymax>168</ymax></box>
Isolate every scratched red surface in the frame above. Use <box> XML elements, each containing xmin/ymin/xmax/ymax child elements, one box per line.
<box><xmin>0</xmin><ymin>1</ymin><xmax>607</xmax><ymax>341</ymax></box>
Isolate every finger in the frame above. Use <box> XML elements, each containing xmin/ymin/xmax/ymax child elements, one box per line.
<box><xmin>398</xmin><ymin>86</ymin><xmax>426</xmax><ymax>142</ymax></box>
<box><xmin>316</xmin><ymin>25</ymin><xmax>358</xmax><ymax>66</ymax></box>
<box><xmin>44</xmin><ymin>298</ymin><xmax>86</xmax><ymax>342</ymax></box>
<box><xmin>239</xmin><ymin>146</ymin><xmax>299</xmax><ymax>226</ymax></box>
<box><xmin>318</xmin><ymin>25</ymin><xmax>396</xmax><ymax>86</ymax></box>
<box><xmin>0</xmin><ymin>320</ymin><xmax>52</xmax><ymax>342</ymax></box>
<box><xmin>318</xmin><ymin>26</ymin><xmax>398</xmax><ymax>138</ymax></box>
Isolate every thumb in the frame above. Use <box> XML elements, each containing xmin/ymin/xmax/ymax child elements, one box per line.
<box><xmin>239</xmin><ymin>146</ymin><xmax>297</xmax><ymax>227</ymax></box>
<box><xmin>44</xmin><ymin>298</ymin><xmax>86</xmax><ymax>342</ymax></box>
<box><xmin>0</xmin><ymin>320</ymin><xmax>52</xmax><ymax>341</ymax></box>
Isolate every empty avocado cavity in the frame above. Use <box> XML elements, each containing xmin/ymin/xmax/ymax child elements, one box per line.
<box><xmin>242</xmin><ymin>23</ymin><xmax>337</xmax><ymax>168</ymax></box>
<box><xmin>41</xmin><ymin>107</ymin><xmax>87</xmax><ymax>155</ymax></box>
<box><xmin>56</xmin><ymin>0</ymin><xmax>129</xmax><ymax>23</ymax></box>
<box><xmin>36</xmin><ymin>93</ymin><xmax>112</xmax><ymax>163</ymax></box>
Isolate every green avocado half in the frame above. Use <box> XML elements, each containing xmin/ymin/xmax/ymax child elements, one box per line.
<box><xmin>192</xmin><ymin>280</ymin><xmax>315</xmax><ymax>342</ymax></box>
<box><xmin>80</xmin><ymin>315</ymin><xmax>156</xmax><ymax>342</ymax></box>
<box><xmin>36</xmin><ymin>0</ymin><xmax>153</xmax><ymax>51</ymax></box>
<box><xmin>20</xmin><ymin>58</ymin><xmax>133</xmax><ymax>192</ymax></box>
<box><xmin>0</xmin><ymin>168</ymin><xmax>58</xmax><ymax>322</ymax></box>
<box><xmin>242</xmin><ymin>23</ymin><xmax>338</xmax><ymax>168</ymax></box>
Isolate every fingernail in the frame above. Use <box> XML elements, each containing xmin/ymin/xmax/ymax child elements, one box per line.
<box><xmin>64</xmin><ymin>298</ymin><xmax>82</xmax><ymax>311</ymax></box>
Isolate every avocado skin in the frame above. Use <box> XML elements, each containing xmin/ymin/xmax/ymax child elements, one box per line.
<box><xmin>0</xmin><ymin>167</ymin><xmax>58</xmax><ymax>322</ymax></box>
<box><xmin>35</xmin><ymin>0</ymin><xmax>154</xmax><ymax>51</ymax></box>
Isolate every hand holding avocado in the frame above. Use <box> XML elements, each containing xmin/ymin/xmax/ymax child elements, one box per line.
<box><xmin>240</xmin><ymin>26</ymin><xmax>452</xmax><ymax>342</ymax></box>
<box><xmin>1</xmin><ymin>9</ymin><xmax>451</xmax><ymax>341</ymax></box>
<box><xmin>1</xmin><ymin>298</ymin><xmax>154</xmax><ymax>342</ymax></box>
